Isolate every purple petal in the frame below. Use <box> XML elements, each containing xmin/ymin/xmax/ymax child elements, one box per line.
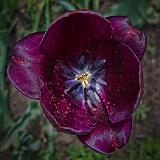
<box><xmin>107</xmin><ymin>16</ymin><xmax>147</xmax><ymax>60</ymax></box>
<box><xmin>78</xmin><ymin>118</ymin><xmax>132</xmax><ymax>154</ymax></box>
<box><xmin>103</xmin><ymin>43</ymin><xmax>142</xmax><ymax>123</ymax></box>
<box><xmin>40</xmin><ymin>86</ymin><xmax>92</xmax><ymax>135</ymax></box>
<box><xmin>7</xmin><ymin>32</ymin><xmax>44</xmax><ymax>99</ymax></box>
<box><xmin>81</xmin><ymin>38</ymin><xmax>142</xmax><ymax>123</ymax></box>
<box><xmin>40</xmin><ymin>10</ymin><xmax>114</xmax><ymax>61</ymax></box>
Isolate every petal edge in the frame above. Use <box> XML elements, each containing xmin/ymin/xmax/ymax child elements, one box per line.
<box><xmin>78</xmin><ymin>118</ymin><xmax>132</xmax><ymax>154</ymax></box>
<box><xmin>7</xmin><ymin>32</ymin><xmax>44</xmax><ymax>99</ymax></box>
<box><xmin>107</xmin><ymin>16</ymin><xmax>147</xmax><ymax>60</ymax></box>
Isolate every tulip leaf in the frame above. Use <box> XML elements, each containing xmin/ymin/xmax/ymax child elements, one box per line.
<box><xmin>103</xmin><ymin>0</ymin><xmax>149</xmax><ymax>28</ymax></box>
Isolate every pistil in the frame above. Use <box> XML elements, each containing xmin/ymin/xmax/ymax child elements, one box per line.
<box><xmin>75</xmin><ymin>72</ymin><xmax>91</xmax><ymax>88</ymax></box>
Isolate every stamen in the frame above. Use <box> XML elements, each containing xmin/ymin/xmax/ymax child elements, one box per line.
<box><xmin>94</xmin><ymin>92</ymin><xmax>101</xmax><ymax>102</ymax></box>
<box><xmin>63</xmin><ymin>55</ymin><xmax>107</xmax><ymax>113</ymax></box>
<box><xmin>90</xmin><ymin>86</ymin><xmax>109</xmax><ymax>118</ymax></box>
<box><xmin>93</xmin><ymin>59</ymin><xmax>106</xmax><ymax>69</ymax></box>
<box><xmin>65</xmin><ymin>83</ymin><xmax>81</xmax><ymax>94</ymax></box>
<box><xmin>94</xmin><ymin>90</ymin><xmax>109</xmax><ymax>118</ymax></box>
<box><xmin>84</xmin><ymin>88</ymin><xmax>94</xmax><ymax>116</ymax></box>
<box><xmin>88</xmin><ymin>90</ymin><xmax>98</xmax><ymax>108</ymax></box>
<box><xmin>96</xmin><ymin>78</ymin><xmax>107</xmax><ymax>85</ymax></box>
<box><xmin>79</xmin><ymin>55</ymin><xmax>85</xmax><ymax>68</ymax></box>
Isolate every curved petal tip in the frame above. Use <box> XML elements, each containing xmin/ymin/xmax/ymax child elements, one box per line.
<box><xmin>7</xmin><ymin>32</ymin><xmax>44</xmax><ymax>99</ymax></box>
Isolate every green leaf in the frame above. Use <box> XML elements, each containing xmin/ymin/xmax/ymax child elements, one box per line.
<box><xmin>45</xmin><ymin>0</ymin><xmax>51</xmax><ymax>29</ymax></box>
<box><xmin>58</xmin><ymin>0</ymin><xmax>76</xmax><ymax>10</ymax></box>
<box><xmin>84</xmin><ymin>0</ymin><xmax>91</xmax><ymax>9</ymax></box>
<box><xmin>93</xmin><ymin>0</ymin><xmax>100</xmax><ymax>11</ymax></box>
<box><xmin>42</xmin><ymin>121</ymin><xmax>57</xmax><ymax>160</ymax></box>
<box><xmin>152</xmin><ymin>0</ymin><xmax>160</xmax><ymax>10</ymax></box>
<box><xmin>8</xmin><ymin>0</ymin><xmax>19</xmax><ymax>11</ymax></box>
<box><xmin>27</xmin><ymin>0</ymin><xmax>33</xmax><ymax>10</ymax></box>
<box><xmin>0</xmin><ymin>89</ymin><xmax>13</xmax><ymax>131</ymax></box>
<box><xmin>0</xmin><ymin>22</ymin><xmax>16</xmax><ymax>135</ymax></box>
<box><xmin>134</xmin><ymin>104</ymin><xmax>150</xmax><ymax>121</ymax></box>
<box><xmin>66</xmin><ymin>145</ymin><xmax>108</xmax><ymax>160</ymax></box>
<box><xmin>32</xmin><ymin>3</ymin><xmax>44</xmax><ymax>32</ymax></box>
<box><xmin>103</xmin><ymin>0</ymin><xmax>149</xmax><ymax>28</ymax></box>
<box><xmin>0</xmin><ymin>102</ymin><xmax>41</xmax><ymax>151</ymax></box>
<box><xmin>0</xmin><ymin>0</ymin><xmax>19</xmax><ymax>13</ymax></box>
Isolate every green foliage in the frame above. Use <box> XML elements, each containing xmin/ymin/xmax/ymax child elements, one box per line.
<box><xmin>13</xmin><ymin>131</ymin><xmax>42</xmax><ymax>160</ymax></box>
<box><xmin>147</xmin><ymin>33</ymin><xmax>156</xmax><ymax>56</ymax></box>
<box><xmin>123</xmin><ymin>138</ymin><xmax>160</xmax><ymax>160</ymax></box>
<box><xmin>92</xmin><ymin>0</ymin><xmax>100</xmax><ymax>11</ymax></box>
<box><xmin>103</xmin><ymin>0</ymin><xmax>149</xmax><ymax>28</ymax></box>
<box><xmin>13</xmin><ymin>123</ymin><xmax>57</xmax><ymax>160</ymax></box>
<box><xmin>45</xmin><ymin>0</ymin><xmax>51</xmax><ymax>29</ymax></box>
<box><xmin>146</xmin><ymin>0</ymin><xmax>160</xmax><ymax>25</ymax></box>
<box><xmin>0</xmin><ymin>0</ymin><xmax>18</xmax><ymax>29</ymax></box>
<box><xmin>58</xmin><ymin>0</ymin><xmax>77</xmax><ymax>10</ymax></box>
<box><xmin>153</xmin><ymin>0</ymin><xmax>160</xmax><ymax>10</ymax></box>
<box><xmin>133</xmin><ymin>104</ymin><xmax>150</xmax><ymax>121</ymax></box>
<box><xmin>0</xmin><ymin>0</ymin><xmax>19</xmax><ymax>12</ymax></box>
<box><xmin>0</xmin><ymin>0</ymin><xmax>159</xmax><ymax>160</ymax></box>
<box><xmin>1</xmin><ymin>101</ymin><xmax>57</xmax><ymax>160</ymax></box>
<box><xmin>1</xmin><ymin>102</ymin><xmax>41</xmax><ymax>151</ymax></box>
<box><xmin>0</xmin><ymin>1</ymin><xmax>17</xmax><ymax>151</ymax></box>
<box><xmin>138</xmin><ymin>138</ymin><xmax>160</xmax><ymax>160</ymax></box>
<box><xmin>0</xmin><ymin>30</ymin><xmax>13</xmax><ymax>132</ymax></box>
<box><xmin>55</xmin><ymin>0</ymin><xmax>101</xmax><ymax>12</ymax></box>
<box><xmin>66</xmin><ymin>138</ymin><xmax>160</xmax><ymax>160</ymax></box>
<box><xmin>66</xmin><ymin>145</ymin><xmax>109</xmax><ymax>160</ymax></box>
<box><xmin>84</xmin><ymin>0</ymin><xmax>91</xmax><ymax>9</ymax></box>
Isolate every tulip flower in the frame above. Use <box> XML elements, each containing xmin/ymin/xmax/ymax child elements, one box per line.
<box><xmin>8</xmin><ymin>10</ymin><xmax>147</xmax><ymax>153</ymax></box>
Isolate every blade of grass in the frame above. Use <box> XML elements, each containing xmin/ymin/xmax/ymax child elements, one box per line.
<box><xmin>0</xmin><ymin>30</ymin><xmax>9</xmax><ymax>89</ymax></box>
<box><xmin>32</xmin><ymin>2</ymin><xmax>44</xmax><ymax>32</ymax></box>
<box><xmin>0</xmin><ymin>17</ymin><xmax>16</xmax><ymax>153</ymax></box>
<box><xmin>0</xmin><ymin>22</ymin><xmax>15</xmax><ymax>130</ymax></box>
<box><xmin>93</xmin><ymin>0</ymin><xmax>100</xmax><ymax>11</ymax></box>
<box><xmin>32</xmin><ymin>11</ymin><xmax>41</xmax><ymax>32</ymax></box>
<box><xmin>58</xmin><ymin>0</ymin><xmax>76</xmax><ymax>10</ymax></box>
<box><xmin>84</xmin><ymin>0</ymin><xmax>91</xmax><ymax>9</ymax></box>
<box><xmin>0</xmin><ymin>102</ymin><xmax>41</xmax><ymax>151</ymax></box>
<box><xmin>9</xmin><ymin>0</ymin><xmax>19</xmax><ymax>11</ymax></box>
<box><xmin>0</xmin><ymin>89</ymin><xmax>13</xmax><ymax>152</ymax></box>
<box><xmin>27</xmin><ymin>0</ymin><xmax>33</xmax><ymax>10</ymax></box>
<box><xmin>45</xmin><ymin>0</ymin><xmax>51</xmax><ymax>29</ymax></box>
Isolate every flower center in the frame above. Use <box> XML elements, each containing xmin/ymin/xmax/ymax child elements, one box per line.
<box><xmin>62</xmin><ymin>55</ymin><xmax>107</xmax><ymax>115</ymax></box>
<box><xmin>75</xmin><ymin>72</ymin><xmax>91</xmax><ymax>88</ymax></box>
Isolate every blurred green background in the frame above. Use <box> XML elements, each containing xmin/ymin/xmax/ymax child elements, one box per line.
<box><xmin>0</xmin><ymin>0</ymin><xmax>160</xmax><ymax>160</ymax></box>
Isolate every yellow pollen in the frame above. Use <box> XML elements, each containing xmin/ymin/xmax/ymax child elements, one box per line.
<box><xmin>75</xmin><ymin>72</ymin><xmax>91</xmax><ymax>88</ymax></box>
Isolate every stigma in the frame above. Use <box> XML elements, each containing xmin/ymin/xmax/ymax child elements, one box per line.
<box><xmin>75</xmin><ymin>72</ymin><xmax>91</xmax><ymax>88</ymax></box>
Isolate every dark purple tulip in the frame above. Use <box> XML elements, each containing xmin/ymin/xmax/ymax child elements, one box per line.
<box><xmin>7</xmin><ymin>10</ymin><xmax>147</xmax><ymax>153</ymax></box>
